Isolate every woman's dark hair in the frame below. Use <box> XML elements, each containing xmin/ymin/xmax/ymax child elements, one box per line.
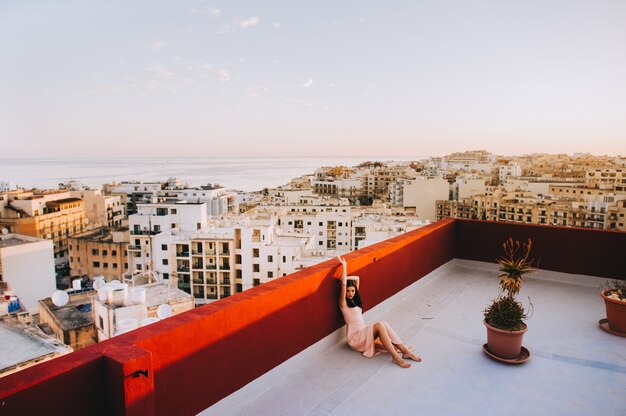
<box><xmin>346</xmin><ymin>280</ymin><xmax>362</xmax><ymax>308</ymax></box>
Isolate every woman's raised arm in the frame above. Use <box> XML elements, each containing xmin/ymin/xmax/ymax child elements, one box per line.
<box><xmin>337</xmin><ymin>257</ymin><xmax>348</xmax><ymax>308</ymax></box>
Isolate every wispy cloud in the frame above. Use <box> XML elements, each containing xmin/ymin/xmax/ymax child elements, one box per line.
<box><xmin>271</xmin><ymin>22</ymin><xmax>280</xmax><ymax>28</ymax></box>
<box><xmin>199</xmin><ymin>63</ymin><xmax>230</xmax><ymax>82</ymax></box>
<box><xmin>248</xmin><ymin>85</ymin><xmax>268</xmax><ymax>98</ymax></box>
<box><xmin>149</xmin><ymin>41</ymin><xmax>168</xmax><ymax>50</ymax></box>
<box><xmin>216</xmin><ymin>69</ymin><xmax>230</xmax><ymax>82</ymax></box>
<box><xmin>191</xmin><ymin>5</ymin><xmax>221</xmax><ymax>17</ymax></box>
<box><xmin>147</xmin><ymin>65</ymin><xmax>174</xmax><ymax>79</ymax></box>
<box><xmin>299</xmin><ymin>78</ymin><xmax>313</xmax><ymax>88</ymax></box>
<box><xmin>237</xmin><ymin>16</ymin><xmax>260</xmax><ymax>28</ymax></box>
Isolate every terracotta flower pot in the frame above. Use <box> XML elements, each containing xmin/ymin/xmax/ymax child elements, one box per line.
<box><xmin>484</xmin><ymin>320</ymin><xmax>527</xmax><ymax>359</ymax></box>
<box><xmin>601</xmin><ymin>290</ymin><xmax>626</xmax><ymax>334</ymax></box>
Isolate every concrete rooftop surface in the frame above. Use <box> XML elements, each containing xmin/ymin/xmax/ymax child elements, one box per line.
<box><xmin>202</xmin><ymin>259</ymin><xmax>626</xmax><ymax>416</ymax></box>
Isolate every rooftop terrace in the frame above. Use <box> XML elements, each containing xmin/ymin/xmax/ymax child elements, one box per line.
<box><xmin>0</xmin><ymin>219</ymin><xmax>624</xmax><ymax>415</ymax></box>
<box><xmin>203</xmin><ymin>260</ymin><xmax>625</xmax><ymax>415</ymax></box>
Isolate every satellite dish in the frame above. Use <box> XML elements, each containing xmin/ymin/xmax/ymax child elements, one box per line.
<box><xmin>51</xmin><ymin>290</ymin><xmax>69</xmax><ymax>307</ymax></box>
<box><xmin>156</xmin><ymin>304</ymin><xmax>173</xmax><ymax>319</ymax></box>
<box><xmin>1</xmin><ymin>228</ymin><xmax>8</xmax><ymax>235</ymax></box>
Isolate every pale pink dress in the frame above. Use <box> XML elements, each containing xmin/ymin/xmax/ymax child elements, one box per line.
<box><xmin>340</xmin><ymin>305</ymin><xmax>403</xmax><ymax>358</ymax></box>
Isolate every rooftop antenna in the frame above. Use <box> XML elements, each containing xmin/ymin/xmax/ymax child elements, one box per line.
<box><xmin>156</xmin><ymin>303</ymin><xmax>173</xmax><ymax>319</ymax></box>
<box><xmin>51</xmin><ymin>290</ymin><xmax>69</xmax><ymax>307</ymax></box>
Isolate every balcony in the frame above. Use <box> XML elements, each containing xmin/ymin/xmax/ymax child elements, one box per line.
<box><xmin>1</xmin><ymin>219</ymin><xmax>625</xmax><ymax>416</ymax></box>
<box><xmin>130</xmin><ymin>229</ymin><xmax>158</xmax><ymax>236</ymax></box>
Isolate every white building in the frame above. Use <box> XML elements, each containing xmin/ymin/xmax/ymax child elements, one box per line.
<box><xmin>499</xmin><ymin>164</ymin><xmax>522</xmax><ymax>183</ymax></box>
<box><xmin>0</xmin><ymin>233</ymin><xmax>56</xmax><ymax>312</ymax></box>
<box><xmin>454</xmin><ymin>176</ymin><xmax>486</xmax><ymax>200</ymax></box>
<box><xmin>128</xmin><ymin>201</ymin><xmax>208</xmax><ymax>274</ymax></box>
<box><xmin>401</xmin><ymin>177</ymin><xmax>450</xmax><ymax>221</ymax></box>
<box><xmin>93</xmin><ymin>279</ymin><xmax>194</xmax><ymax>342</ymax></box>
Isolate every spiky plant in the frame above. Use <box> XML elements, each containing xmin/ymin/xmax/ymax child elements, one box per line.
<box><xmin>497</xmin><ymin>238</ymin><xmax>535</xmax><ymax>298</ymax></box>
<box><xmin>484</xmin><ymin>237</ymin><xmax>536</xmax><ymax>331</ymax></box>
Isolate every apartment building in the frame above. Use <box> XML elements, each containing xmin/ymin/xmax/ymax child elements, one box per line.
<box><xmin>607</xmin><ymin>199</ymin><xmax>626</xmax><ymax>231</ymax></box>
<box><xmin>0</xmin><ymin>190</ymin><xmax>88</xmax><ymax>263</ymax></box>
<box><xmin>365</xmin><ymin>165</ymin><xmax>417</xmax><ymax>198</ymax></box>
<box><xmin>498</xmin><ymin>164</ymin><xmax>522</xmax><ymax>183</ymax></box>
<box><xmin>311</xmin><ymin>167</ymin><xmax>365</xmax><ymax>200</ymax></box>
<box><xmin>128</xmin><ymin>201</ymin><xmax>208</xmax><ymax>275</ymax></box>
<box><xmin>93</xmin><ymin>280</ymin><xmax>194</xmax><ymax>341</ymax></box>
<box><xmin>585</xmin><ymin>168</ymin><xmax>626</xmax><ymax>191</ymax></box>
<box><xmin>38</xmin><ymin>288</ymin><xmax>97</xmax><ymax>351</ymax></box>
<box><xmin>351</xmin><ymin>214</ymin><xmax>429</xmax><ymax>249</ymax></box>
<box><xmin>68</xmin><ymin>228</ymin><xmax>129</xmax><ymax>281</ymax></box>
<box><xmin>105</xmin><ymin>181</ymin><xmax>238</xmax><ymax>217</ymax></box>
<box><xmin>436</xmin><ymin>200</ymin><xmax>473</xmax><ymax>221</ymax></box>
<box><xmin>104</xmin><ymin>181</ymin><xmax>163</xmax><ymax>215</ymax></box>
<box><xmin>400</xmin><ymin>177</ymin><xmax>449</xmax><ymax>221</ymax></box>
<box><xmin>69</xmin><ymin>189</ymin><xmax>124</xmax><ymax>228</ymax></box>
<box><xmin>0</xmin><ymin>233</ymin><xmax>56</xmax><ymax>313</ymax></box>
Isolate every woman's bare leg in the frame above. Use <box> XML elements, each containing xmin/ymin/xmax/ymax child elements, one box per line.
<box><xmin>393</xmin><ymin>343</ymin><xmax>422</xmax><ymax>362</ymax></box>
<box><xmin>379</xmin><ymin>321</ymin><xmax>421</xmax><ymax>362</ymax></box>
<box><xmin>373</xmin><ymin>322</ymin><xmax>410</xmax><ymax>368</ymax></box>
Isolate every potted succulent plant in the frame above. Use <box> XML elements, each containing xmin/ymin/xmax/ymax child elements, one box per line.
<box><xmin>483</xmin><ymin>237</ymin><xmax>535</xmax><ymax>361</ymax></box>
<box><xmin>600</xmin><ymin>280</ymin><xmax>626</xmax><ymax>336</ymax></box>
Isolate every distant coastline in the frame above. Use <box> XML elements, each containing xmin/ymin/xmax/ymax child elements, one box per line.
<box><xmin>0</xmin><ymin>156</ymin><xmax>421</xmax><ymax>192</ymax></box>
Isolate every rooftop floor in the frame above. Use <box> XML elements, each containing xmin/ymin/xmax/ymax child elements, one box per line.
<box><xmin>202</xmin><ymin>259</ymin><xmax>626</xmax><ymax>416</ymax></box>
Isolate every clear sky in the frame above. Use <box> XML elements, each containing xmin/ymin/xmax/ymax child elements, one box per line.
<box><xmin>1</xmin><ymin>0</ymin><xmax>625</xmax><ymax>158</ymax></box>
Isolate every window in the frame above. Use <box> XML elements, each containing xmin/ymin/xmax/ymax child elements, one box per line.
<box><xmin>99</xmin><ymin>316</ymin><xmax>104</xmax><ymax>330</ymax></box>
<box><xmin>171</xmin><ymin>208</ymin><xmax>177</xmax><ymax>214</ymax></box>
<box><xmin>92</xmin><ymin>249</ymin><xmax>99</xmax><ymax>255</ymax></box>
<box><xmin>161</xmin><ymin>244</ymin><xmax>168</xmax><ymax>251</ymax></box>
<box><xmin>236</xmin><ymin>255</ymin><xmax>242</xmax><ymax>264</ymax></box>
<box><xmin>111</xmin><ymin>250</ymin><xmax>117</xmax><ymax>256</ymax></box>
<box><xmin>103</xmin><ymin>263</ymin><xmax>108</xmax><ymax>269</ymax></box>
<box><xmin>135</xmin><ymin>239</ymin><xmax>140</xmax><ymax>246</ymax></box>
<box><xmin>102</xmin><ymin>250</ymin><xmax>108</xmax><ymax>256</ymax></box>
<box><xmin>267</xmin><ymin>255</ymin><xmax>273</xmax><ymax>262</ymax></box>
<box><xmin>163</xmin><ymin>259</ymin><xmax>169</xmax><ymax>265</ymax></box>
<box><xmin>268</xmin><ymin>271</ymin><xmax>273</xmax><ymax>278</ymax></box>
<box><xmin>253</xmin><ymin>264</ymin><xmax>260</xmax><ymax>272</ymax></box>
<box><xmin>253</xmin><ymin>249</ymin><xmax>259</xmax><ymax>257</ymax></box>
<box><xmin>282</xmin><ymin>256</ymin><xmax>286</xmax><ymax>263</ymax></box>
<box><xmin>319</xmin><ymin>241</ymin><xmax>323</xmax><ymax>245</ymax></box>
<box><xmin>163</xmin><ymin>273</ymin><xmax>169</xmax><ymax>279</ymax></box>
<box><xmin>112</xmin><ymin>263</ymin><xmax>118</xmax><ymax>269</ymax></box>
<box><xmin>253</xmin><ymin>278</ymin><xmax>260</xmax><ymax>286</ymax></box>
<box><xmin>93</xmin><ymin>261</ymin><xmax>100</xmax><ymax>267</ymax></box>
<box><xmin>319</xmin><ymin>222</ymin><xmax>323</xmax><ymax>226</ymax></box>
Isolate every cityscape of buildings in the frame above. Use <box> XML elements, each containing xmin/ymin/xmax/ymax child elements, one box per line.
<box><xmin>0</xmin><ymin>150</ymin><xmax>625</xmax><ymax>377</ymax></box>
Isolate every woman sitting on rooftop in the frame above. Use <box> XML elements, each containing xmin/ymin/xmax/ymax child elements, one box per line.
<box><xmin>336</xmin><ymin>256</ymin><xmax>421</xmax><ymax>368</ymax></box>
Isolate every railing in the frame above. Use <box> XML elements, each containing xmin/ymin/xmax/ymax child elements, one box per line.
<box><xmin>2</xmin><ymin>219</ymin><xmax>625</xmax><ymax>416</ymax></box>
<box><xmin>130</xmin><ymin>229</ymin><xmax>159</xmax><ymax>236</ymax></box>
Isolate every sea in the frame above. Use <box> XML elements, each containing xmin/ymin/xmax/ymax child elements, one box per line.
<box><xmin>0</xmin><ymin>157</ymin><xmax>419</xmax><ymax>192</ymax></box>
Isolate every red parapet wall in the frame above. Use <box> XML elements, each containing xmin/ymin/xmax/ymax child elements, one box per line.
<box><xmin>455</xmin><ymin>219</ymin><xmax>626</xmax><ymax>279</ymax></box>
<box><xmin>0</xmin><ymin>219</ymin><xmax>456</xmax><ymax>416</ymax></box>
